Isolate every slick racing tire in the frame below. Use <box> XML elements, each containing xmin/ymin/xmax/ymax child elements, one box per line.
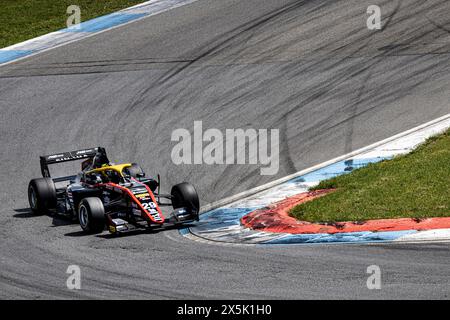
<box><xmin>78</xmin><ymin>197</ymin><xmax>105</xmax><ymax>234</ymax></box>
<box><xmin>171</xmin><ymin>182</ymin><xmax>200</xmax><ymax>218</ymax></box>
<box><xmin>28</xmin><ymin>178</ymin><xmax>57</xmax><ymax>214</ymax></box>
<box><xmin>125</xmin><ymin>163</ymin><xmax>145</xmax><ymax>178</ymax></box>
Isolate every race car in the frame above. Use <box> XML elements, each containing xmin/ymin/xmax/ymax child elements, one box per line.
<box><xmin>27</xmin><ymin>147</ymin><xmax>200</xmax><ymax>234</ymax></box>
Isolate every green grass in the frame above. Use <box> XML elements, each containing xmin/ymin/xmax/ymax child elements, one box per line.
<box><xmin>289</xmin><ymin>129</ymin><xmax>450</xmax><ymax>223</ymax></box>
<box><xmin>0</xmin><ymin>0</ymin><xmax>146</xmax><ymax>48</ymax></box>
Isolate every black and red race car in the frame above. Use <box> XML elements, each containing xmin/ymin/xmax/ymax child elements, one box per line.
<box><xmin>27</xmin><ymin>147</ymin><xmax>199</xmax><ymax>234</ymax></box>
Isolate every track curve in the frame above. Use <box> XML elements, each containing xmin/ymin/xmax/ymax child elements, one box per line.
<box><xmin>1</xmin><ymin>0</ymin><xmax>450</xmax><ymax>299</ymax></box>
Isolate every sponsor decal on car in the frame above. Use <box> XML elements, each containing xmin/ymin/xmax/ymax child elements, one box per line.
<box><xmin>47</xmin><ymin>154</ymin><xmax>64</xmax><ymax>159</ymax></box>
<box><xmin>135</xmin><ymin>192</ymin><xmax>150</xmax><ymax>199</ymax></box>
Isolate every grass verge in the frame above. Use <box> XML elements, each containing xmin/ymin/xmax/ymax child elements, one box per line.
<box><xmin>289</xmin><ymin>129</ymin><xmax>450</xmax><ymax>222</ymax></box>
<box><xmin>1</xmin><ymin>0</ymin><xmax>146</xmax><ymax>48</ymax></box>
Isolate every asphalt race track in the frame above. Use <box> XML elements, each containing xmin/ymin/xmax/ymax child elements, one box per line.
<box><xmin>1</xmin><ymin>0</ymin><xmax>450</xmax><ymax>299</ymax></box>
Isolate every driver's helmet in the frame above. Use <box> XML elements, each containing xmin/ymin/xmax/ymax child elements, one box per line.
<box><xmin>104</xmin><ymin>169</ymin><xmax>121</xmax><ymax>184</ymax></box>
<box><xmin>86</xmin><ymin>172</ymin><xmax>104</xmax><ymax>184</ymax></box>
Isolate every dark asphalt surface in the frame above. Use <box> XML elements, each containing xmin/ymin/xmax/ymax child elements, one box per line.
<box><xmin>0</xmin><ymin>0</ymin><xmax>449</xmax><ymax>299</ymax></box>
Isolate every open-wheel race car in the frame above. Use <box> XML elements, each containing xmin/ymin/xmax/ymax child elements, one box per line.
<box><xmin>27</xmin><ymin>147</ymin><xmax>200</xmax><ymax>234</ymax></box>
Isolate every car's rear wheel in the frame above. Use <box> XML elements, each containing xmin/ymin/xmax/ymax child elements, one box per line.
<box><xmin>28</xmin><ymin>178</ymin><xmax>57</xmax><ymax>214</ymax></box>
<box><xmin>171</xmin><ymin>182</ymin><xmax>200</xmax><ymax>219</ymax></box>
<box><xmin>78</xmin><ymin>197</ymin><xmax>105</xmax><ymax>234</ymax></box>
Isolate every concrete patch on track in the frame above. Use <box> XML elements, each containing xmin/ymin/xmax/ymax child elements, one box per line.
<box><xmin>0</xmin><ymin>0</ymin><xmax>199</xmax><ymax>66</ymax></box>
<box><xmin>181</xmin><ymin>114</ymin><xmax>450</xmax><ymax>245</ymax></box>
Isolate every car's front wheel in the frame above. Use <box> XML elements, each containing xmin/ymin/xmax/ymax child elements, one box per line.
<box><xmin>78</xmin><ymin>197</ymin><xmax>105</xmax><ymax>234</ymax></box>
<box><xmin>171</xmin><ymin>182</ymin><xmax>200</xmax><ymax>220</ymax></box>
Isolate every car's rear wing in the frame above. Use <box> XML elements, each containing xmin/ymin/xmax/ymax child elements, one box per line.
<box><xmin>40</xmin><ymin>147</ymin><xmax>102</xmax><ymax>178</ymax></box>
